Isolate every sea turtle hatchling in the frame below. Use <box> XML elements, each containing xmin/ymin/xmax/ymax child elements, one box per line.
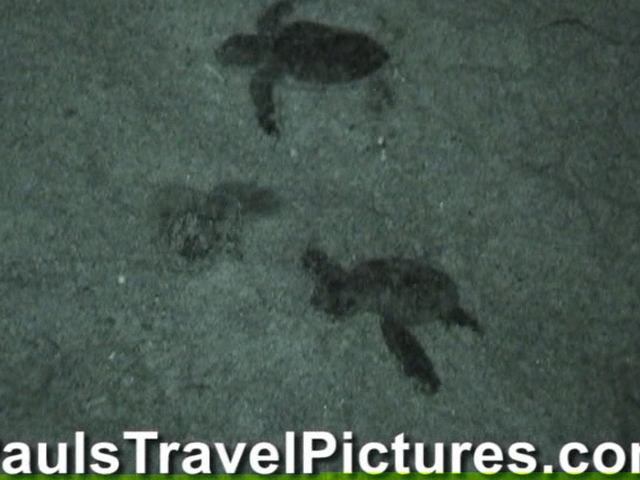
<box><xmin>216</xmin><ymin>0</ymin><xmax>390</xmax><ymax>135</ymax></box>
<box><xmin>302</xmin><ymin>247</ymin><xmax>482</xmax><ymax>393</ymax></box>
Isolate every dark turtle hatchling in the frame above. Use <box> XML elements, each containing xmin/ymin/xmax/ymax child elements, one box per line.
<box><xmin>302</xmin><ymin>247</ymin><xmax>482</xmax><ymax>393</ymax></box>
<box><xmin>302</xmin><ymin>247</ymin><xmax>481</xmax><ymax>332</ymax></box>
<box><xmin>216</xmin><ymin>0</ymin><xmax>390</xmax><ymax>135</ymax></box>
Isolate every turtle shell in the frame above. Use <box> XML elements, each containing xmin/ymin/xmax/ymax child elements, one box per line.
<box><xmin>272</xmin><ymin>21</ymin><xmax>390</xmax><ymax>83</ymax></box>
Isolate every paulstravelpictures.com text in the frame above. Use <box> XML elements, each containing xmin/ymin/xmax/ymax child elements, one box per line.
<box><xmin>1</xmin><ymin>431</ymin><xmax>639</xmax><ymax>474</ymax></box>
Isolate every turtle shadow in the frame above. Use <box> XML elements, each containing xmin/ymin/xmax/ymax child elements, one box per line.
<box><xmin>153</xmin><ymin>182</ymin><xmax>281</xmax><ymax>267</ymax></box>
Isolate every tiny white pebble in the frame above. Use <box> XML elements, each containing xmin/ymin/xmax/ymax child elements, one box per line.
<box><xmin>117</xmin><ymin>275</ymin><xmax>126</xmax><ymax>285</ymax></box>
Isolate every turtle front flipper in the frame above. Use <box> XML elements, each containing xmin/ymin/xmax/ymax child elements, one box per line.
<box><xmin>380</xmin><ymin>315</ymin><xmax>441</xmax><ymax>394</ymax></box>
<box><xmin>257</xmin><ymin>0</ymin><xmax>294</xmax><ymax>36</ymax></box>
<box><xmin>249</xmin><ymin>64</ymin><xmax>283</xmax><ymax>136</ymax></box>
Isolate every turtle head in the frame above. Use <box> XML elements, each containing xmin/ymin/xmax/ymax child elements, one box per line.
<box><xmin>215</xmin><ymin>34</ymin><xmax>267</xmax><ymax>66</ymax></box>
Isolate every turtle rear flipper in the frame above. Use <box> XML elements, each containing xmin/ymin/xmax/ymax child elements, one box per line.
<box><xmin>442</xmin><ymin>306</ymin><xmax>483</xmax><ymax>334</ymax></box>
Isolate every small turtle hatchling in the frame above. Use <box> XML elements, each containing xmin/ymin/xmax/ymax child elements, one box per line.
<box><xmin>216</xmin><ymin>0</ymin><xmax>390</xmax><ymax>135</ymax></box>
<box><xmin>302</xmin><ymin>247</ymin><xmax>482</xmax><ymax>393</ymax></box>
